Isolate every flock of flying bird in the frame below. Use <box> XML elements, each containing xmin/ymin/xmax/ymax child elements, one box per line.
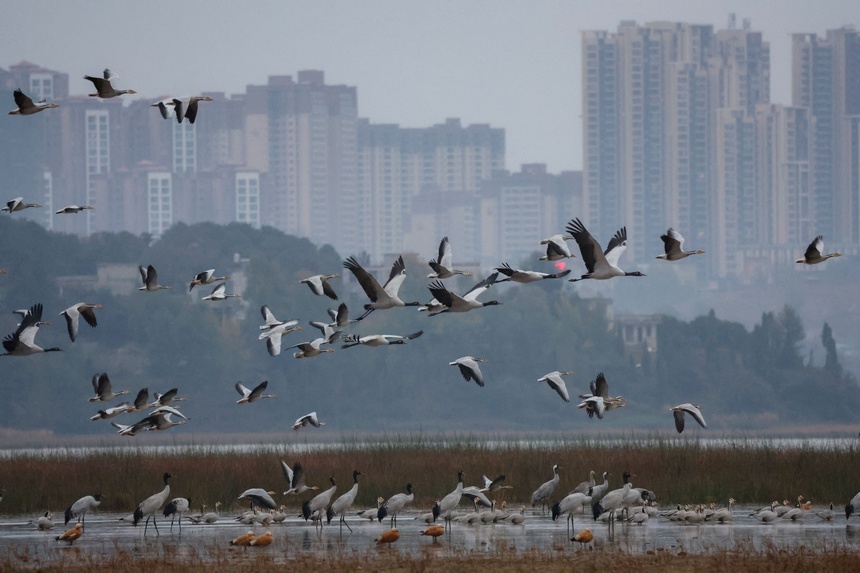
<box><xmin>4</xmin><ymin>67</ymin><xmax>855</xmax><ymax>548</ymax></box>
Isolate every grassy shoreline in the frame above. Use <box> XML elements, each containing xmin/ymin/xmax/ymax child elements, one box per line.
<box><xmin>1</xmin><ymin>437</ymin><xmax>858</xmax><ymax>516</ymax></box>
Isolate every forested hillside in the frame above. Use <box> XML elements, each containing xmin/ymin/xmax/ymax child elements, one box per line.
<box><xmin>0</xmin><ymin>217</ymin><xmax>857</xmax><ymax>439</ymax></box>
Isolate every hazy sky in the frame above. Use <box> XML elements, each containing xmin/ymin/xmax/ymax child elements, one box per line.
<box><xmin>0</xmin><ymin>1</ymin><xmax>854</xmax><ymax>172</ymax></box>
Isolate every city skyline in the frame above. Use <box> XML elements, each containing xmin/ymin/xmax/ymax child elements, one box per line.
<box><xmin>0</xmin><ymin>1</ymin><xmax>855</xmax><ymax>173</ymax></box>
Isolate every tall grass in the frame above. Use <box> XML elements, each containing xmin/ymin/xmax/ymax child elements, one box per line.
<box><xmin>1</xmin><ymin>436</ymin><xmax>858</xmax><ymax>515</ymax></box>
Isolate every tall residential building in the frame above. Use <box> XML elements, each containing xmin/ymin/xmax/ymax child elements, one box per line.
<box><xmin>357</xmin><ymin>118</ymin><xmax>504</xmax><ymax>263</ymax></box>
<box><xmin>583</xmin><ymin>21</ymin><xmax>773</xmax><ymax>278</ymax></box>
<box><xmin>792</xmin><ymin>28</ymin><xmax>860</xmax><ymax>243</ymax></box>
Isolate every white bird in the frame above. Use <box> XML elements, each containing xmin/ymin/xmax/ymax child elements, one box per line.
<box><xmin>55</xmin><ymin>205</ymin><xmax>94</xmax><ymax>214</ymax></box>
<box><xmin>438</xmin><ymin>470</ymin><xmax>465</xmax><ymax>524</ymax></box>
<box><xmin>282</xmin><ymin>461</ymin><xmax>320</xmax><ymax>496</ymax></box>
<box><xmin>552</xmin><ymin>492</ymin><xmax>592</xmax><ymax>535</ymax></box>
<box><xmin>495</xmin><ymin>262</ymin><xmax>571</xmax><ymax>283</ymax></box>
<box><xmin>125</xmin><ymin>388</ymin><xmax>151</xmax><ymax>413</ymax></box>
<box><xmin>567</xmin><ymin>218</ymin><xmax>645</xmax><ymax>281</ymax></box>
<box><xmin>378</xmin><ymin>483</ymin><xmax>414</xmax><ymax>527</ymax></box>
<box><xmin>151</xmin><ymin>98</ymin><xmax>176</xmax><ymax>120</ymax></box>
<box><xmin>577</xmin><ymin>373</ymin><xmax>626</xmax><ymax>420</ymax></box>
<box><xmin>292</xmin><ymin>411</ymin><xmax>325</xmax><ymax>430</ymax></box>
<box><xmin>134</xmin><ymin>473</ymin><xmax>173</xmax><ymax>535</ymax></box>
<box><xmin>152</xmin><ymin>388</ymin><xmax>187</xmax><ymax>407</ymax></box>
<box><xmin>342</xmin><ymin>255</ymin><xmax>420</xmax><ymax>320</ymax></box>
<box><xmin>30</xmin><ymin>511</ymin><xmax>55</xmax><ymax>531</ymax></box>
<box><xmin>571</xmin><ymin>471</ymin><xmax>596</xmax><ymax>496</ymax></box>
<box><xmin>461</xmin><ymin>485</ymin><xmax>492</xmax><ymax>509</ymax></box>
<box><xmin>138</xmin><ymin>265</ymin><xmax>171</xmax><ymax>291</ymax></box>
<box><xmin>235</xmin><ymin>380</ymin><xmax>275</xmax><ymax>404</ymax></box>
<box><xmin>327</xmin><ymin>470</ymin><xmax>362</xmax><ymax>532</ymax></box>
<box><xmin>172</xmin><ymin>95</ymin><xmax>214</xmax><ymax>124</ymax></box>
<box><xmin>301</xmin><ymin>273</ymin><xmax>340</xmax><ymax>300</ymax></box>
<box><xmin>816</xmin><ymin>502</ymin><xmax>834</xmax><ymax>521</ymax></box>
<box><xmin>325</xmin><ymin>303</ymin><xmax>358</xmax><ymax>329</ymax></box>
<box><xmin>707</xmin><ymin>498</ymin><xmax>735</xmax><ymax>522</ymax></box>
<box><xmin>427</xmin><ymin>273</ymin><xmax>500</xmax><ymax>314</ymax></box>
<box><xmin>84</xmin><ymin>69</ymin><xmax>136</xmax><ymax>98</ymax></box>
<box><xmin>2</xmin><ymin>197</ymin><xmax>42</xmax><ymax>212</ymax></box>
<box><xmin>797</xmin><ymin>235</ymin><xmax>841</xmax><ymax>265</ymax></box>
<box><xmin>357</xmin><ymin>497</ymin><xmax>385</xmax><ymax>520</ymax></box>
<box><xmin>238</xmin><ymin>488</ymin><xmax>277</xmax><ymax>511</ymax></box>
<box><xmin>89</xmin><ymin>372</ymin><xmax>129</xmax><ymax>402</ymax></box>
<box><xmin>201</xmin><ymin>282</ymin><xmax>240</xmax><ymax>301</ymax></box>
<box><xmin>538</xmin><ymin>370</ymin><xmax>574</xmax><ymax>402</ymax></box>
<box><xmin>90</xmin><ymin>402</ymin><xmax>131</xmax><ymax>421</ymax></box>
<box><xmin>507</xmin><ymin>505</ymin><xmax>527</xmax><ymax>525</ymax></box>
<box><xmin>751</xmin><ymin>501</ymin><xmax>780</xmax><ymax>523</ymax></box>
<box><xmin>846</xmin><ymin>491</ymin><xmax>860</xmax><ymax>519</ymax></box>
<box><xmin>2</xmin><ymin>303</ymin><xmax>62</xmax><ymax>356</ymax></box>
<box><xmin>64</xmin><ymin>493</ymin><xmax>101</xmax><ymax>526</ymax></box>
<box><xmin>450</xmin><ymin>356</ymin><xmax>488</xmax><ymax>387</ymax></box>
<box><xmin>670</xmin><ymin>403</ymin><xmax>707</xmax><ymax>433</ymax></box>
<box><xmin>539</xmin><ymin>234</ymin><xmax>576</xmax><ymax>261</ymax></box>
<box><xmin>259</xmin><ymin>305</ymin><xmax>291</xmax><ymax>330</ymax></box>
<box><xmin>588</xmin><ymin>472</ymin><xmax>611</xmax><ymax>502</ymax></box>
<box><xmin>259</xmin><ymin>321</ymin><xmax>303</xmax><ymax>357</ymax></box>
<box><xmin>427</xmin><ymin>236</ymin><xmax>471</xmax><ymax>279</ymax></box>
<box><xmin>187</xmin><ymin>502</ymin><xmax>221</xmax><ymax>524</ymax></box>
<box><xmin>116</xmin><ymin>406</ymin><xmax>189</xmax><ymax>435</ymax></box>
<box><xmin>8</xmin><ymin>89</ymin><xmax>58</xmax><ymax>115</ymax></box>
<box><xmin>481</xmin><ymin>474</ymin><xmax>513</xmax><ymax>495</ymax></box>
<box><xmin>301</xmin><ymin>476</ymin><xmax>337</xmax><ymax>527</ymax></box>
<box><xmin>60</xmin><ymin>302</ymin><xmax>102</xmax><ymax>342</ymax></box>
<box><xmin>163</xmin><ymin>497</ymin><xmax>191</xmax><ymax>532</ymax></box>
<box><xmin>189</xmin><ymin>269</ymin><xmax>231</xmax><ymax>291</ymax></box>
<box><xmin>656</xmin><ymin>228</ymin><xmax>705</xmax><ymax>261</ymax></box>
<box><xmin>341</xmin><ymin>330</ymin><xmax>423</xmax><ymax>349</ymax></box>
<box><xmin>593</xmin><ymin>482</ymin><xmax>631</xmax><ymax>526</ymax></box>
<box><xmin>531</xmin><ymin>464</ymin><xmax>561</xmax><ymax>510</ymax></box>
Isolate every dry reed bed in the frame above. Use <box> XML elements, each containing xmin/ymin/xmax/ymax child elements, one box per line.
<box><xmin>2</xmin><ymin>543</ymin><xmax>859</xmax><ymax>573</ymax></box>
<box><xmin>1</xmin><ymin>437</ymin><xmax>858</xmax><ymax>515</ymax></box>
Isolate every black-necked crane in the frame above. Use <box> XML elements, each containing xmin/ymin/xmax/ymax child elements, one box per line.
<box><xmin>90</xmin><ymin>402</ymin><xmax>130</xmax><ymax>421</ymax></box>
<box><xmin>84</xmin><ymin>69</ymin><xmax>135</xmax><ymax>98</ymax></box>
<box><xmin>531</xmin><ymin>464</ymin><xmax>561</xmax><ymax>511</ymax></box>
<box><xmin>60</xmin><ymin>302</ymin><xmax>102</xmax><ymax>342</ymax></box>
<box><xmin>301</xmin><ymin>273</ymin><xmax>340</xmax><ymax>300</ymax></box>
<box><xmin>9</xmin><ymin>89</ymin><xmax>58</xmax><ymax>115</ymax></box>
<box><xmin>427</xmin><ymin>236</ymin><xmax>471</xmax><ymax>279</ymax></box>
<box><xmin>670</xmin><ymin>403</ymin><xmax>707</xmax><ymax>433</ymax></box>
<box><xmin>292</xmin><ymin>411</ymin><xmax>325</xmax><ymax>430</ymax></box>
<box><xmin>343</xmin><ymin>255</ymin><xmax>419</xmax><ymax>320</ymax></box>
<box><xmin>815</xmin><ymin>502</ymin><xmax>834</xmax><ymax>521</ymax></box>
<box><xmin>495</xmin><ymin>262</ymin><xmax>571</xmax><ymax>283</ymax></box>
<box><xmin>133</xmin><ymin>473</ymin><xmax>173</xmax><ymax>535</ymax></box>
<box><xmin>238</xmin><ymin>488</ymin><xmax>277</xmax><ymax>511</ymax></box>
<box><xmin>846</xmin><ymin>491</ymin><xmax>860</xmax><ymax>519</ymax></box>
<box><xmin>577</xmin><ymin>373</ymin><xmax>626</xmax><ymax>420</ymax></box>
<box><xmin>2</xmin><ymin>303</ymin><xmax>62</xmax><ymax>356</ymax></box>
<box><xmin>797</xmin><ymin>235</ymin><xmax>841</xmax><ymax>265</ymax></box>
<box><xmin>282</xmin><ymin>460</ymin><xmax>320</xmax><ymax>496</ymax></box>
<box><xmin>89</xmin><ymin>372</ymin><xmax>129</xmax><ymax>402</ymax></box>
<box><xmin>2</xmin><ymin>197</ymin><xmax>42</xmax><ymax>212</ymax></box>
<box><xmin>427</xmin><ymin>272</ymin><xmax>500</xmax><ymax>314</ymax></box>
<box><xmin>378</xmin><ymin>483</ymin><xmax>414</xmax><ymax>527</ymax></box>
<box><xmin>55</xmin><ymin>205</ymin><xmax>93</xmax><ymax>214</ymax></box>
<box><xmin>138</xmin><ymin>265</ymin><xmax>171</xmax><ymax>291</ymax></box>
<box><xmin>172</xmin><ymin>96</ymin><xmax>214</xmax><ymax>124</ymax></box>
<box><xmin>235</xmin><ymin>380</ymin><xmax>275</xmax><ymax>404</ymax></box>
<box><xmin>302</xmin><ymin>476</ymin><xmax>337</xmax><ymax>528</ymax></box>
<box><xmin>567</xmin><ymin>218</ymin><xmax>645</xmax><ymax>282</ymax></box>
<box><xmin>64</xmin><ymin>493</ymin><xmax>101</xmax><ymax>527</ymax></box>
<box><xmin>438</xmin><ymin>470</ymin><xmax>465</xmax><ymax>527</ymax></box>
<box><xmin>189</xmin><ymin>269</ymin><xmax>231</xmax><ymax>291</ymax></box>
<box><xmin>538</xmin><ymin>370</ymin><xmax>574</xmax><ymax>402</ymax></box>
<box><xmin>55</xmin><ymin>523</ymin><xmax>83</xmax><ymax>544</ymax></box>
<box><xmin>552</xmin><ymin>491</ymin><xmax>592</xmax><ymax>536</ymax></box>
<box><xmin>539</xmin><ymin>233</ymin><xmax>576</xmax><ymax>261</ymax></box>
<box><xmin>327</xmin><ymin>470</ymin><xmax>361</xmax><ymax>532</ymax></box>
<box><xmin>163</xmin><ymin>497</ymin><xmax>191</xmax><ymax>532</ymax></box>
<box><xmin>341</xmin><ymin>330</ymin><xmax>422</xmax><ymax>349</ymax></box>
<box><xmin>656</xmin><ymin>228</ymin><xmax>704</xmax><ymax>261</ymax></box>
<box><xmin>450</xmin><ymin>356</ymin><xmax>488</xmax><ymax>387</ymax></box>
<box><xmin>202</xmin><ymin>282</ymin><xmax>240</xmax><ymax>301</ymax></box>
<box><xmin>592</xmin><ymin>482</ymin><xmax>631</xmax><ymax>529</ymax></box>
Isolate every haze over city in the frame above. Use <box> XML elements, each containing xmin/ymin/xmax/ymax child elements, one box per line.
<box><xmin>0</xmin><ymin>0</ymin><xmax>855</xmax><ymax>172</ymax></box>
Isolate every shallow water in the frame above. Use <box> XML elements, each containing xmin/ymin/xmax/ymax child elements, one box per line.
<box><xmin>2</xmin><ymin>505</ymin><xmax>858</xmax><ymax>568</ymax></box>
